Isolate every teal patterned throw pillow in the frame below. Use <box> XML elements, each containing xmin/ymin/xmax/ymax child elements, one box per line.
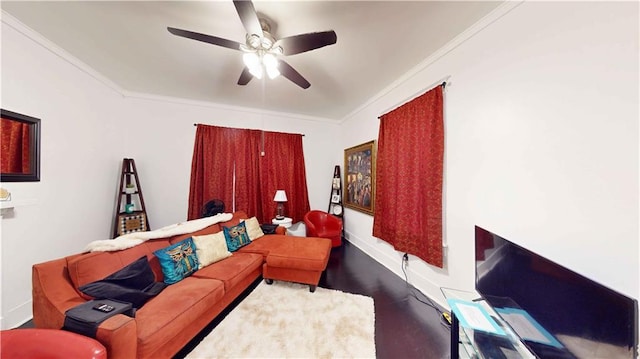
<box><xmin>154</xmin><ymin>238</ymin><xmax>199</xmax><ymax>284</ymax></box>
<box><xmin>222</xmin><ymin>221</ymin><xmax>251</xmax><ymax>252</ymax></box>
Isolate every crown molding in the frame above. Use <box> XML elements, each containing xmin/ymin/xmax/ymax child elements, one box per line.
<box><xmin>1</xmin><ymin>10</ymin><xmax>125</xmax><ymax>97</ymax></box>
<box><xmin>340</xmin><ymin>0</ymin><xmax>524</xmax><ymax>123</ymax></box>
<box><xmin>1</xmin><ymin>10</ymin><xmax>338</xmax><ymax>125</ymax></box>
<box><xmin>121</xmin><ymin>90</ymin><xmax>338</xmax><ymax>124</ymax></box>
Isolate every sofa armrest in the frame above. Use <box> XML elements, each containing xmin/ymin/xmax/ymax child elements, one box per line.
<box><xmin>32</xmin><ymin>258</ymin><xmax>85</xmax><ymax>329</ymax></box>
<box><xmin>96</xmin><ymin>314</ymin><xmax>137</xmax><ymax>359</ymax></box>
<box><xmin>33</xmin><ymin>258</ymin><xmax>138</xmax><ymax>359</ymax></box>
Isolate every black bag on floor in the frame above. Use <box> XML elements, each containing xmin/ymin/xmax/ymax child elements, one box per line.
<box><xmin>260</xmin><ymin>223</ymin><xmax>279</xmax><ymax>235</ymax></box>
<box><xmin>63</xmin><ymin>299</ymin><xmax>135</xmax><ymax>338</ymax></box>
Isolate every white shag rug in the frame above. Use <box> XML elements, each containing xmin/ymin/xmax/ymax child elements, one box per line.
<box><xmin>186</xmin><ymin>281</ymin><xmax>376</xmax><ymax>359</ymax></box>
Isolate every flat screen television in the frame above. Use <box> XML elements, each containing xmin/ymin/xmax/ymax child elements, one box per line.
<box><xmin>475</xmin><ymin>226</ymin><xmax>638</xmax><ymax>359</ymax></box>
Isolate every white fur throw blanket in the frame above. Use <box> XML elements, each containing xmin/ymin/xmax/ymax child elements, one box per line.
<box><xmin>85</xmin><ymin>213</ymin><xmax>233</xmax><ymax>252</ymax></box>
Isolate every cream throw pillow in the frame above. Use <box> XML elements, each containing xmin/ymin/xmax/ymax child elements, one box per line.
<box><xmin>242</xmin><ymin>217</ymin><xmax>264</xmax><ymax>241</ymax></box>
<box><xmin>193</xmin><ymin>232</ymin><xmax>232</xmax><ymax>269</ymax></box>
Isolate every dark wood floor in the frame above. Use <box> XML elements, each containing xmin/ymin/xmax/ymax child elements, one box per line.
<box><xmin>175</xmin><ymin>240</ymin><xmax>451</xmax><ymax>358</ymax></box>
<box><xmin>321</xmin><ymin>240</ymin><xmax>451</xmax><ymax>359</ymax></box>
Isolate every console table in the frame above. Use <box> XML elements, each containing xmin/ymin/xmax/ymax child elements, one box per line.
<box><xmin>441</xmin><ymin>288</ymin><xmax>535</xmax><ymax>359</ymax></box>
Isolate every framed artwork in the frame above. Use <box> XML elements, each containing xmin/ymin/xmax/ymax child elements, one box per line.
<box><xmin>331</xmin><ymin>194</ymin><xmax>341</xmax><ymax>203</ymax></box>
<box><xmin>0</xmin><ymin>109</ymin><xmax>41</xmax><ymax>182</ymax></box>
<box><xmin>344</xmin><ymin>140</ymin><xmax>375</xmax><ymax>215</ymax></box>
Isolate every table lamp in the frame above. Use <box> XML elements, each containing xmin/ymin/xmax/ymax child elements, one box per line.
<box><xmin>273</xmin><ymin>190</ymin><xmax>288</xmax><ymax>220</ymax></box>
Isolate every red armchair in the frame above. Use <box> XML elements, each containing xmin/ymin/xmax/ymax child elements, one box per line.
<box><xmin>304</xmin><ymin>210</ymin><xmax>343</xmax><ymax>247</ymax></box>
<box><xmin>1</xmin><ymin>329</ymin><xmax>107</xmax><ymax>359</ymax></box>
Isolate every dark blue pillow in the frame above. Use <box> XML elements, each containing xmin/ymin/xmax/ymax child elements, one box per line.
<box><xmin>153</xmin><ymin>238</ymin><xmax>199</xmax><ymax>284</ymax></box>
<box><xmin>78</xmin><ymin>256</ymin><xmax>166</xmax><ymax>308</ymax></box>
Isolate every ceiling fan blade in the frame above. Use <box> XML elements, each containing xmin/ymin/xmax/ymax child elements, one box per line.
<box><xmin>233</xmin><ymin>0</ymin><xmax>263</xmax><ymax>37</ymax></box>
<box><xmin>278</xmin><ymin>60</ymin><xmax>311</xmax><ymax>89</ymax></box>
<box><xmin>276</xmin><ymin>31</ymin><xmax>337</xmax><ymax>56</ymax></box>
<box><xmin>167</xmin><ymin>27</ymin><xmax>243</xmax><ymax>51</ymax></box>
<box><xmin>237</xmin><ymin>67</ymin><xmax>253</xmax><ymax>85</ymax></box>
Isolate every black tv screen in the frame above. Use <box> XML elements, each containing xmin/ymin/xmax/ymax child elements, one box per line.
<box><xmin>475</xmin><ymin>226</ymin><xmax>638</xmax><ymax>359</ymax></box>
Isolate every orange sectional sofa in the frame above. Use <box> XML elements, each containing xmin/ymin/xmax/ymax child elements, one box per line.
<box><xmin>31</xmin><ymin>211</ymin><xmax>328</xmax><ymax>359</ymax></box>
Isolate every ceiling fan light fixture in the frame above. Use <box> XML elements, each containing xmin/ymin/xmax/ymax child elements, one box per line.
<box><xmin>260</xmin><ymin>36</ymin><xmax>274</xmax><ymax>50</ymax></box>
<box><xmin>262</xmin><ymin>53</ymin><xmax>277</xmax><ymax>67</ymax></box>
<box><xmin>168</xmin><ymin>0</ymin><xmax>336</xmax><ymax>89</ymax></box>
<box><xmin>248</xmin><ymin>65</ymin><xmax>263</xmax><ymax>79</ymax></box>
<box><xmin>242</xmin><ymin>52</ymin><xmax>260</xmax><ymax>68</ymax></box>
<box><xmin>263</xmin><ymin>53</ymin><xmax>280</xmax><ymax>79</ymax></box>
<box><xmin>243</xmin><ymin>52</ymin><xmax>263</xmax><ymax>79</ymax></box>
<box><xmin>266</xmin><ymin>65</ymin><xmax>280</xmax><ymax>79</ymax></box>
<box><xmin>247</xmin><ymin>34</ymin><xmax>261</xmax><ymax>48</ymax></box>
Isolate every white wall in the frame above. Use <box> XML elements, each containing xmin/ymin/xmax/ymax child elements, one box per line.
<box><xmin>119</xmin><ymin>95</ymin><xmax>340</xmax><ymax>228</ymax></box>
<box><xmin>341</xmin><ymin>1</ymin><xmax>639</xmax><ymax>307</ymax></box>
<box><xmin>1</xmin><ymin>19</ymin><xmax>126</xmax><ymax>328</ymax></box>
<box><xmin>0</xmin><ymin>15</ymin><xmax>338</xmax><ymax>329</ymax></box>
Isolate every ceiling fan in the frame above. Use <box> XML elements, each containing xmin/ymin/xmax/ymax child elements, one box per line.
<box><xmin>167</xmin><ymin>0</ymin><xmax>337</xmax><ymax>89</ymax></box>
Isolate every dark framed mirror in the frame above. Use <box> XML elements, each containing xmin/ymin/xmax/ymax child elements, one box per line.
<box><xmin>1</xmin><ymin>109</ymin><xmax>41</xmax><ymax>182</ymax></box>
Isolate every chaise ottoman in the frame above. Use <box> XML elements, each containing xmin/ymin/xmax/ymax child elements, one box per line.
<box><xmin>263</xmin><ymin>236</ymin><xmax>332</xmax><ymax>292</ymax></box>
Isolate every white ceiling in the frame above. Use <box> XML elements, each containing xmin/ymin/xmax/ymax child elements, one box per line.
<box><xmin>2</xmin><ymin>1</ymin><xmax>501</xmax><ymax>120</ymax></box>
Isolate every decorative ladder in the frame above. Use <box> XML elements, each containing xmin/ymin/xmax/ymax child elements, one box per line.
<box><xmin>328</xmin><ymin>165</ymin><xmax>344</xmax><ymax>223</ymax></box>
<box><xmin>113</xmin><ymin>158</ymin><xmax>150</xmax><ymax>238</ymax></box>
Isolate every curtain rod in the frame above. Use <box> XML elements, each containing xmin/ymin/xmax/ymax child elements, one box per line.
<box><xmin>378</xmin><ymin>76</ymin><xmax>450</xmax><ymax>118</ymax></box>
<box><xmin>193</xmin><ymin>123</ymin><xmax>305</xmax><ymax>136</ymax></box>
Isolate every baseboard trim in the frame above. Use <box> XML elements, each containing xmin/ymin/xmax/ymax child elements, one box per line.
<box><xmin>344</xmin><ymin>231</ymin><xmax>448</xmax><ymax>310</ymax></box>
<box><xmin>1</xmin><ymin>299</ymin><xmax>33</xmax><ymax>330</ymax></box>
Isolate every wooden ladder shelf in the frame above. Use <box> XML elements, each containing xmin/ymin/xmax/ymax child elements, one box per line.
<box><xmin>113</xmin><ymin>158</ymin><xmax>150</xmax><ymax>237</ymax></box>
<box><xmin>328</xmin><ymin>165</ymin><xmax>344</xmax><ymax>220</ymax></box>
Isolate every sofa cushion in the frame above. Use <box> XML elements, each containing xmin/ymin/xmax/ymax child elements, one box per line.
<box><xmin>266</xmin><ymin>237</ymin><xmax>332</xmax><ymax>271</ymax></box>
<box><xmin>68</xmin><ymin>252</ymin><xmax>123</xmax><ymax>299</ymax></box>
<box><xmin>241</xmin><ymin>217</ymin><xmax>264</xmax><ymax>241</ymax></box>
<box><xmin>193</xmin><ymin>232</ymin><xmax>232</xmax><ymax>269</ymax></box>
<box><xmin>166</xmin><ymin>222</ymin><xmax>221</xmax><ymax>245</ymax></box>
<box><xmin>67</xmin><ymin>240</ymin><xmax>170</xmax><ymax>297</ymax></box>
<box><xmin>153</xmin><ymin>238</ymin><xmax>199</xmax><ymax>285</ymax></box>
<box><xmin>163</xmin><ymin>212</ymin><xmax>249</xmax><ymax>246</ymax></box>
<box><xmin>236</xmin><ymin>234</ymin><xmax>289</xmax><ymax>258</ymax></box>
<box><xmin>220</xmin><ymin>211</ymin><xmax>248</xmax><ymax>228</ymax></box>
<box><xmin>192</xmin><ymin>252</ymin><xmax>263</xmax><ymax>291</ymax></box>
<box><xmin>135</xmin><ymin>277</ymin><xmax>225</xmax><ymax>357</ymax></box>
<box><xmin>78</xmin><ymin>256</ymin><xmax>166</xmax><ymax>309</ymax></box>
<box><xmin>222</xmin><ymin>222</ymin><xmax>251</xmax><ymax>252</ymax></box>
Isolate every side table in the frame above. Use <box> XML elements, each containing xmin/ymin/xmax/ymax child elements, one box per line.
<box><xmin>440</xmin><ymin>287</ymin><xmax>535</xmax><ymax>359</ymax></box>
<box><xmin>272</xmin><ymin>217</ymin><xmax>293</xmax><ymax>228</ymax></box>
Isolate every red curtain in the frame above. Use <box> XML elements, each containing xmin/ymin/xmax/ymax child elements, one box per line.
<box><xmin>188</xmin><ymin>125</ymin><xmax>309</xmax><ymax>223</ymax></box>
<box><xmin>233</xmin><ymin>129</ymin><xmax>263</xmax><ymax>219</ymax></box>
<box><xmin>259</xmin><ymin>131</ymin><xmax>310</xmax><ymax>223</ymax></box>
<box><xmin>372</xmin><ymin>85</ymin><xmax>444</xmax><ymax>268</ymax></box>
<box><xmin>188</xmin><ymin>125</ymin><xmax>237</xmax><ymax>220</ymax></box>
<box><xmin>0</xmin><ymin>118</ymin><xmax>30</xmax><ymax>173</ymax></box>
